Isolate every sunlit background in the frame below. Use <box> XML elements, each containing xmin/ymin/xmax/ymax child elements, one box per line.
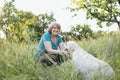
<box><xmin>0</xmin><ymin>0</ymin><xmax>119</xmax><ymax>32</ymax></box>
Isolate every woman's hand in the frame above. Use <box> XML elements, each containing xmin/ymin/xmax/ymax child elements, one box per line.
<box><xmin>62</xmin><ymin>50</ymin><xmax>71</xmax><ymax>59</ymax></box>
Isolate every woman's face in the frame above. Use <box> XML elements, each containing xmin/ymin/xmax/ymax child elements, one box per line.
<box><xmin>51</xmin><ymin>25</ymin><xmax>60</xmax><ymax>36</ymax></box>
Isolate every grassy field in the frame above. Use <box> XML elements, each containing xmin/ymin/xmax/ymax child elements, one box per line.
<box><xmin>0</xmin><ymin>32</ymin><xmax>120</xmax><ymax>80</ymax></box>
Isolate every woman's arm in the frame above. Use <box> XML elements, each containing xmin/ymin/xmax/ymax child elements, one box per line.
<box><xmin>59</xmin><ymin>42</ymin><xmax>70</xmax><ymax>59</ymax></box>
<box><xmin>44</xmin><ymin>41</ymin><xmax>65</xmax><ymax>54</ymax></box>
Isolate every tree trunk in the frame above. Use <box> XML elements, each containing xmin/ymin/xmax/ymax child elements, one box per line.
<box><xmin>114</xmin><ymin>15</ymin><xmax>120</xmax><ymax>30</ymax></box>
<box><xmin>117</xmin><ymin>22</ymin><xmax>120</xmax><ymax>30</ymax></box>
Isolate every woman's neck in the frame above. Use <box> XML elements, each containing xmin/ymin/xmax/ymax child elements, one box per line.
<box><xmin>51</xmin><ymin>34</ymin><xmax>56</xmax><ymax>38</ymax></box>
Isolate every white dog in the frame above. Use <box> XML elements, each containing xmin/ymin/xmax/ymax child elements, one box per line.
<box><xmin>65</xmin><ymin>41</ymin><xmax>115</xmax><ymax>80</ymax></box>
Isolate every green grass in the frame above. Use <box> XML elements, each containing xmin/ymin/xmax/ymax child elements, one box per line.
<box><xmin>0</xmin><ymin>32</ymin><xmax>120</xmax><ymax>80</ymax></box>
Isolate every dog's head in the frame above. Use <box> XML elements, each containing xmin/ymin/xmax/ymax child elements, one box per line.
<box><xmin>64</xmin><ymin>41</ymin><xmax>80</xmax><ymax>53</ymax></box>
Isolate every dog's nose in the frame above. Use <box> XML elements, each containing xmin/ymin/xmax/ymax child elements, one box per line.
<box><xmin>64</xmin><ymin>48</ymin><xmax>68</xmax><ymax>51</ymax></box>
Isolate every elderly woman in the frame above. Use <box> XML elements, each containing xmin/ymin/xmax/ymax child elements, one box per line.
<box><xmin>35</xmin><ymin>22</ymin><xmax>70</xmax><ymax>67</ymax></box>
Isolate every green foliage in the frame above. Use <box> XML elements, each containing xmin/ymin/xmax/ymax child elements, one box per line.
<box><xmin>70</xmin><ymin>24</ymin><xmax>93</xmax><ymax>40</ymax></box>
<box><xmin>78</xmin><ymin>32</ymin><xmax>120</xmax><ymax>80</ymax></box>
<box><xmin>34</xmin><ymin>13</ymin><xmax>56</xmax><ymax>41</ymax></box>
<box><xmin>0</xmin><ymin>32</ymin><xmax>120</xmax><ymax>80</ymax></box>
<box><xmin>91</xmin><ymin>31</ymin><xmax>107</xmax><ymax>39</ymax></box>
<box><xmin>70</xmin><ymin>0</ymin><xmax>120</xmax><ymax>29</ymax></box>
<box><xmin>0</xmin><ymin>0</ymin><xmax>56</xmax><ymax>42</ymax></box>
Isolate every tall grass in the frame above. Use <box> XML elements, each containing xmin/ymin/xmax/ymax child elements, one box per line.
<box><xmin>78</xmin><ymin>32</ymin><xmax>120</xmax><ymax>80</ymax></box>
<box><xmin>0</xmin><ymin>32</ymin><xmax>120</xmax><ymax>80</ymax></box>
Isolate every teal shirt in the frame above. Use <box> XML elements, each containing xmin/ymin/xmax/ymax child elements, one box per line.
<box><xmin>35</xmin><ymin>31</ymin><xmax>62</xmax><ymax>59</ymax></box>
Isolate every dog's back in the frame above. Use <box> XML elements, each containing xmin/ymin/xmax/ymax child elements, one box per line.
<box><xmin>72</xmin><ymin>49</ymin><xmax>115</xmax><ymax>80</ymax></box>
<box><xmin>66</xmin><ymin>41</ymin><xmax>115</xmax><ymax>80</ymax></box>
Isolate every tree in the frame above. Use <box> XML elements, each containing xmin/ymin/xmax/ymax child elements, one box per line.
<box><xmin>70</xmin><ymin>24</ymin><xmax>93</xmax><ymax>40</ymax></box>
<box><xmin>70</xmin><ymin>0</ymin><xmax>120</xmax><ymax>30</ymax></box>
<box><xmin>35</xmin><ymin>13</ymin><xmax>56</xmax><ymax>41</ymax></box>
<box><xmin>0</xmin><ymin>0</ymin><xmax>38</xmax><ymax>42</ymax></box>
<box><xmin>0</xmin><ymin>0</ymin><xmax>56</xmax><ymax>42</ymax></box>
<box><xmin>0</xmin><ymin>0</ymin><xmax>18</xmax><ymax>41</ymax></box>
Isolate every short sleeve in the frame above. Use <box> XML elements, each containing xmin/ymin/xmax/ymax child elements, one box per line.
<box><xmin>42</xmin><ymin>32</ymin><xmax>51</xmax><ymax>42</ymax></box>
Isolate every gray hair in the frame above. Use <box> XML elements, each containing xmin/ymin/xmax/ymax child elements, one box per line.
<box><xmin>48</xmin><ymin>22</ymin><xmax>61</xmax><ymax>33</ymax></box>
